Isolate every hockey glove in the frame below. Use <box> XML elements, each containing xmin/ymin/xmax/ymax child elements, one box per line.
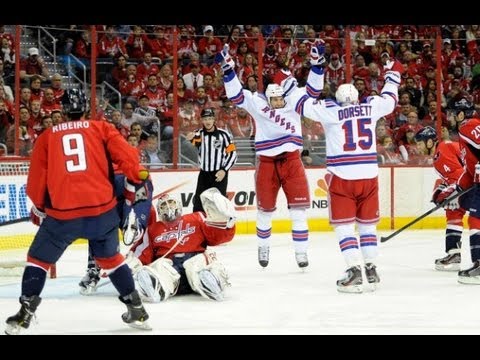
<box><xmin>431</xmin><ymin>183</ymin><xmax>447</xmax><ymax>203</ymax></box>
<box><xmin>434</xmin><ymin>184</ymin><xmax>462</xmax><ymax>210</ymax></box>
<box><xmin>214</xmin><ymin>44</ymin><xmax>235</xmax><ymax>73</ymax></box>
<box><xmin>384</xmin><ymin>59</ymin><xmax>404</xmax><ymax>73</ymax></box>
<box><xmin>124</xmin><ymin>178</ymin><xmax>150</xmax><ymax>206</ymax></box>
<box><xmin>310</xmin><ymin>40</ymin><xmax>326</xmax><ymax>67</ymax></box>
<box><xmin>30</xmin><ymin>205</ymin><xmax>46</xmax><ymax>226</ymax></box>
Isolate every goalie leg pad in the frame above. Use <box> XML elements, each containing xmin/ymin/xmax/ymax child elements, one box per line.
<box><xmin>134</xmin><ymin>258</ymin><xmax>180</xmax><ymax>303</ymax></box>
<box><xmin>183</xmin><ymin>250</ymin><xmax>230</xmax><ymax>301</ymax></box>
<box><xmin>200</xmin><ymin>187</ymin><xmax>236</xmax><ymax>229</ymax></box>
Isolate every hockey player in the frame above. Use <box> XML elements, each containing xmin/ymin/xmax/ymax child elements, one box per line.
<box><xmin>284</xmin><ymin>51</ymin><xmax>402</xmax><ymax>292</ymax></box>
<box><xmin>433</xmin><ymin>117</ymin><xmax>480</xmax><ymax>284</ymax></box>
<box><xmin>126</xmin><ymin>188</ymin><xmax>236</xmax><ymax>302</ymax></box>
<box><xmin>429</xmin><ymin>127</ymin><xmax>465</xmax><ymax>271</ymax></box>
<box><xmin>5</xmin><ymin>89</ymin><xmax>151</xmax><ymax>334</ymax></box>
<box><xmin>216</xmin><ymin>44</ymin><xmax>313</xmax><ymax>269</ymax></box>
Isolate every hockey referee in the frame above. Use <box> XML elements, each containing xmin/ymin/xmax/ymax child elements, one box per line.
<box><xmin>188</xmin><ymin>107</ymin><xmax>237</xmax><ymax>213</ymax></box>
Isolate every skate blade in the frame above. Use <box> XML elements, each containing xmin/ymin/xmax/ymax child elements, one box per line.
<box><xmin>79</xmin><ymin>284</ymin><xmax>98</xmax><ymax>296</ymax></box>
<box><xmin>458</xmin><ymin>276</ymin><xmax>480</xmax><ymax>285</ymax></box>
<box><xmin>127</xmin><ymin>320</ymin><xmax>152</xmax><ymax>331</ymax></box>
<box><xmin>4</xmin><ymin>323</ymin><xmax>24</xmax><ymax>335</ymax></box>
<box><xmin>435</xmin><ymin>264</ymin><xmax>460</xmax><ymax>271</ymax></box>
<box><xmin>337</xmin><ymin>284</ymin><xmax>363</xmax><ymax>294</ymax></box>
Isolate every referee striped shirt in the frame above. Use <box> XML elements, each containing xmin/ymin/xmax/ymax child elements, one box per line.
<box><xmin>191</xmin><ymin>127</ymin><xmax>237</xmax><ymax>172</ymax></box>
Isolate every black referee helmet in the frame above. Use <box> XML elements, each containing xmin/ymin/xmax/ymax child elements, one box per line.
<box><xmin>201</xmin><ymin>108</ymin><xmax>215</xmax><ymax>118</ymax></box>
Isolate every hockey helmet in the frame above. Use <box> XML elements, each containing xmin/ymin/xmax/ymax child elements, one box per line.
<box><xmin>156</xmin><ymin>193</ymin><xmax>182</xmax><ymax>222</ymax></box>
<box><xmin>414</xmin><ymin>126</ymin><xmax>437</xmax><ymax>143</ymax></box>
<box><xmin>335</xmin><ymin>84</ymin><xmax>359</xmax><ymax>105</ymax></box>
<box><xmin>62</xmin><ymin>88</ymin><xmax>87</xmax><ymax>117</ymax></box>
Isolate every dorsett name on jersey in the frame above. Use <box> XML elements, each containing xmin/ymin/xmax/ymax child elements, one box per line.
<box><xmin>52</xmin><ymin>121</ymin><xmax>91</xmax><ymax>133</ymax></box>
<box><xmin>338</xmin><ymin>105</ymin><xmax>372</xmax><ymax>121</ymax></box>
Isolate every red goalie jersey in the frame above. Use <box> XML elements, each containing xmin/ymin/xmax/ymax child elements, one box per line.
<box><xmin>131</xmin><ymin>207</ymin><xmax>235</xmax><ymax>265</ymax></box>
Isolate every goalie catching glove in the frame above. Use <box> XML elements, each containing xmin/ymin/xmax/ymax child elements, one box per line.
<box><xmin>200</xmin><ymin>187</ymin><xmax>236</xmax><ymax>229</ymax></box>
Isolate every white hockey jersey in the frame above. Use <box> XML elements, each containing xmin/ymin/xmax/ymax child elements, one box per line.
<box><xmin>290</xmin><ymin>71</ymin><xmax>398</xmax><ymax>180</ymax></box>
<box><xmin>223</xmin><ymin>71</ymin><xmax>307</xmax><ymax>157</ymax></box>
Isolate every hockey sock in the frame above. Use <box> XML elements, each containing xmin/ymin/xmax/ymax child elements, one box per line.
<box><xmin>109</xmin><ymin>264</ymin><xmax>135</xmax><ymax>297</ymax></box>
<box><xmin>290</xmin><ymin>208</ymin><xmax>308</xmax><ymax>253</ymax></box>
<box><xmin>22</xmin><ymin>266</ymin><xmax>47</xmax><ymax>297</ymax></box>
<box><xmin>445</xmin><ymin>228</ymin><xmax>462</xmax><ymax>253</ymax></box>
<box><xmin>358</xmin><ymin>223</ymin><xmax>378</xmax><ymax>263</ymax></box>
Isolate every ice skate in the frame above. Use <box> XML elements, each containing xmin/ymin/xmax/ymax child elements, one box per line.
<box><xmin>435</xmin><ymin>252</ymin><xmax>461</xmax><ymax>271</ymax></box>
<box><xmin>198</xmin><ymin>269</ymin><xmax>224</xmax><ymax>301</ymax></box>
<box><xmin>458</xmin><ymin>260</ymin><xmax>480</xmax><ymax>285</ymax></box>
<box><xmin>119</xmin><ymin>290</ymin><xmax>151</xmax><ymax>330</ymax></box>
<box><xmin>258</xmin><ymin>246</ymin><xmax>270</xmax><ymax>268</ymax></box>
<box><xmin>5</xmin><ymin>295</ymin><xmax>41</xmax><ymax>335</ymax></box>
<box><xmin>79</xmin><ymin>267</ymin><xmax>101</xmax><ymax>295</ymax></box>
<box><xmin>295</xmin><ymin>252</ymin><xmax>309</xmax><ymax>268</ymax></box>
<box><xmin>337</xmin><ymin>265</ymin><xmax>363</xmax><ymax>293</ymax></box>
<box><xmin>365</xmin><ymin>263</ymin><xmax>380</xmax><ymax>290</ymax></box>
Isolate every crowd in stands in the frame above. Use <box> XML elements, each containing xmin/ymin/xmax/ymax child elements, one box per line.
<box><xmin>2</xmin><ymin>24</ymin><xmax>480</xmax><ymax>168</ymax></box>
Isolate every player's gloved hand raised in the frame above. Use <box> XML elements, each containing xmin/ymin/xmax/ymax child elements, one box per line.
<box><xmin>433</xmin><ymin>184</ymin><xmax>462</xmax><ymax>210</ymax></box>
<box><xmin>384</xmin><ymin>58</ymin><xmax>405</xmax><ymax>74</ymax></box>
<box><xmin>310</xmin><ymin>39</ymin><xmax>326</xmax><ymax>67</ymax></box>
<box><xmin>30</xmin><ymin>205</ymin><xmax>46</xmax><ymax>226</ymax></box>
<box><xmin>214</xmin><ymin>44</ymin><xmax>235</xmax><ymax>73</ymax></box>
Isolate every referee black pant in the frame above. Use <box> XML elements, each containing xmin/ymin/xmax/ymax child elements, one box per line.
<box><xmin>193</xmin><ymin>170</ymin><xmax>229</xmax><ymax>213</ymax></box>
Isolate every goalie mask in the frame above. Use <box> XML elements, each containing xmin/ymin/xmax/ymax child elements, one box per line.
<box><xmin>156</xmin><ymin>194</ymin><xmax>182</xmax><ymax>222</ymax></box>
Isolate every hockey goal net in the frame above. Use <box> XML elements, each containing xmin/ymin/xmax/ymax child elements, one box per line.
<box><xmin>0</xmin><ymin>160</ymin><xmax>56</xmax><ymax>277</ymax></box>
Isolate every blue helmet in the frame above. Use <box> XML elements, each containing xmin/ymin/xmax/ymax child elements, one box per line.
<box><xmin>415</xmin><ymin>126</ymin><xmax>437</xmax><ymax>143</ymax></box>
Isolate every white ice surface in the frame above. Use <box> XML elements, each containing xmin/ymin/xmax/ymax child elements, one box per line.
<box><xmin>0</xmin><ymin>229</ymin><xmax>478</xmax><ymax>335</ymax></box>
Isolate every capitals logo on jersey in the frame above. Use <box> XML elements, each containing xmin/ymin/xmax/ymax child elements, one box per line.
<box><xmin>153</xmin><ymin>220</ymin><xmax>195</xmax><ymax>245</ymax></box>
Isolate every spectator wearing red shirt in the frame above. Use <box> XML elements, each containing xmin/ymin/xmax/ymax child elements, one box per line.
<box><xmin>198</xmin><ymin>25</ymin><xmax>223</xmax><ymax>65</ymax></box>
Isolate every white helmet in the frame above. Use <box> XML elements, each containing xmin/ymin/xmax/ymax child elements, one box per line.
<box><xmin>335</xmin><ymin>84</ymin><xmax>359</xmax><ymax>105</ymax></box>
<box><xmin>265</xmin><ymin>83</ymin><xmax>284</xmax><ymax>105</ymax></box>
<box><xmin>156</xmin><ymin>193</ymin><xmax>182</xmax><ymax>222</ymax></box>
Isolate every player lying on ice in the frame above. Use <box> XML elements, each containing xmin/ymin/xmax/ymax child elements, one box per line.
<box><xmin>124</xmin><ymin>188</ymin><xmax>236</xmax><ymax>302</ymax></box>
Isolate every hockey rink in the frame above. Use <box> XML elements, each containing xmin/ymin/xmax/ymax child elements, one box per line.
<box><xmin>0</xmin><ymin>229</ymin><xmax>477</xmax><ymax>335</ymax></box>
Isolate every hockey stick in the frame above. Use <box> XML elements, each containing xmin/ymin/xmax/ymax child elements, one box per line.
<box><xmin>380</xmin><ymin>185</ymin><xmax>475</xmax><ymax>243</ymax></box>
<box><xmin>0</xmin><ymin>217</ymin><xmax>29</xmax><ymax>226</ymax></box>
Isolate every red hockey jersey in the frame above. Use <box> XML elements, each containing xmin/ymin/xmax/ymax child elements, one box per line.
<box><xmin>27</xmin><ymin>120</ymin><xmax>145</xmax><ymax>220</ymax></box>
<box><xmin>433</xmin><ymin>140</ymin><xmax>463</xmax><ymax>185</ymax></box>
<box><xmin>131</xmin><ymin>207</ymin><xmax>235</xmax><ymax>265</ymax></box>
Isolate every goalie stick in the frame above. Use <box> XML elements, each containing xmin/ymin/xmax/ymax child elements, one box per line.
<box><xmin>380</xmin><ymin>185</ymin><xmax>475</xmax><ymax>243</ymax></box>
